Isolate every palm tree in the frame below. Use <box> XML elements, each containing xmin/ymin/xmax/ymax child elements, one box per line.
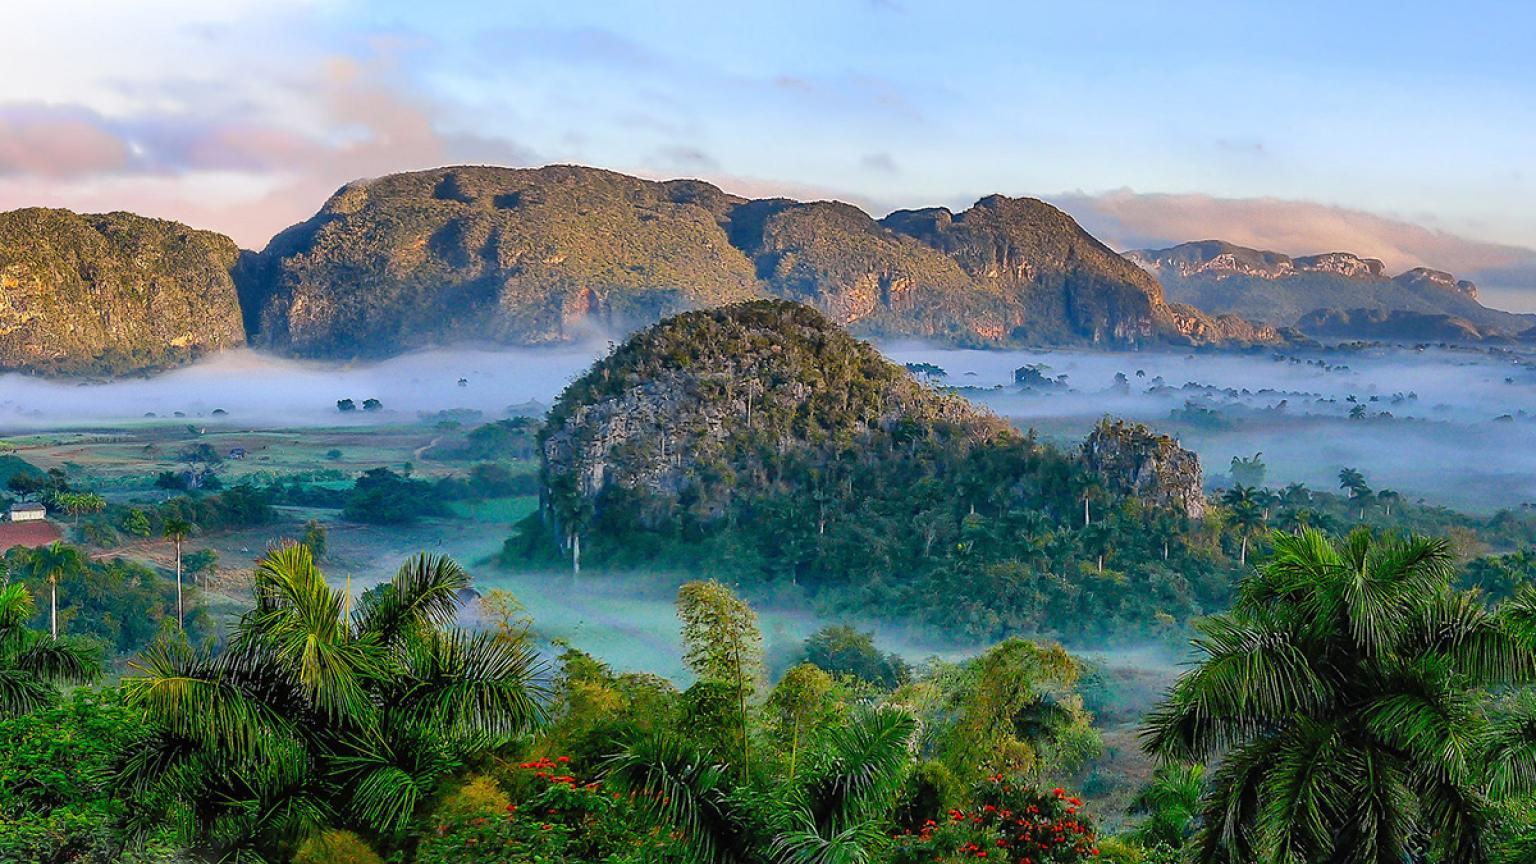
<box><xmin>119</xmin><ymin>546</ymin><xmax>546</xmax><ymax>861</ymax></box>
<box><xmin>606</xmin><ymin>705</ymin><xmax>917</xmax><ymax>864</ymax></box>
<box><xmin>1142</xmin><ymin>528</ymin><xmax>1536</xmax><ymax>864</ymax></box>
<box><xmin>25</xmin><ymin>542</ymin><xmax>83</xmax><ymax>639</ymax></box>
<box><xmin>1338</xmin><ymin>467</ymin><xmax>1371</xmax><ymax>520</ymax></box>
<box><xmin>1221</xmin><ymin>486</ymin><xmax>1266</xmax><ymax>565</ymax></box>
<box><xmin>162</xmin><ymin>517</ymin><xmax>192</xmax><ymax>628</ymax></box>
<box><xmin>0</xmin><ymin>581</ymin><xmax>98</xmax><ymax>717</ymax></box>
<box><xmin>1128</xmin><ymin>762</ymin><xmax>1205</xmax><ymax>851</ymax></box>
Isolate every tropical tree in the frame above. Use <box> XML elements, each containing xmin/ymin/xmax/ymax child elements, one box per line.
<box><xmin>118</xmin><ymin>546</ymin><xmax>546</xmax><ymax>861</ymax></box>
<box><xmin>24</xmin><ymin>542</ymin><xmax>84</xmax><ymax>639</ymax></box>
<box><xmin>162</xmin><ymin>517</ymin><xmax>192</xmax><ymax>628</ymax></box>
<box><xmin>677</xmin><ymin>580</ymin><xmax>764</xmax><ymax>777</ymax></box>
<box><xmin>56</xmin><ymin>491</ymin><xmax>106</xmax><ymax>527</ymax></box>
<box><xmin>1220</xmin><ymin>486</ymin><xmax>1267</xmax><ymax>565</ymax></box>
<box><xmin>0</xmin><ymin>581</ymin><xmax>97</xmax><ymax>717</ymax></box>
<box><xmin>1338</xmin><ymin>467</ymin><xmax>1372</xmax><ymax>519</ymax></box>
<box><xmin>1142</xmin><ymin>527</ymin><xmax>1536</xmax><ymax>863</ymax></box>
<box><xmin>1128</xmin><ymin>762</ymin><xmax>1205</xmax><ymax>850</ymax></box>
<box><xmin>606</xmin><ymin>705</ymin><xmax>918</xmax><ymax>864</ymax></box>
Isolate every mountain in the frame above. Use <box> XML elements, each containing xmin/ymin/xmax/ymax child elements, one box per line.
<box><xmin>537</xmin><ymin>299</ymin><xmax>1016</xmax><ymax>535</ymax></box>
<box><xmin>1125</xmin><ymin>240</ymin><xmax>1532</xmax><ymax>339</ymax></box>
<box><xmin>0</xmin><ymin>208</ymin><xmax>246</xmax><ymax>375</ymax></box>
<box><xmin>238</xmin><ymin>165</ymin><xmax>1280</xmax><ymax>358</ymax></box>
<box><xmin>529</xmin><ymin>299</ymin><xmax>1208</xmax><ymax>576</ymax></box>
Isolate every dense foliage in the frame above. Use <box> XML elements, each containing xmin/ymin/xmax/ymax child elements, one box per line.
<box><xmin>119</xmin><ymin>547</ymin><xmax>545</xmax><ymax>861</ymax></box>
<box><xmin>1144</xmin><ymin>528</ymin><xmax>1536</xmax><ymax>863</ymax></box>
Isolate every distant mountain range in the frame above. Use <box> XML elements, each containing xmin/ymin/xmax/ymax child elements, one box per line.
<box><xmin>236</xmin><ymin>165</ymin><xmax>1275</xmax><ymax>359</ymax></box>
<box><xmin>1126</xmin><ymin>240</ymin><xmax>1535</xmax><ymax>342</ymax></box>
<box><xmin>3</xmin><ymin>165</ymin><xmax>1529</xmax><ymax>377</ymax></box>
<box><xmin>1</xmin><ymin>165</ymin><xmax>1280</xmax><ymax>375</ymax></box>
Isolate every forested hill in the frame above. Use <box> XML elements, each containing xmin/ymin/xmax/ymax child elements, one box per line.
<box><xmin>515</xmin><ymin>299</ymin><xmax>1221</xmax><ymax>642</ymax></box>
<box><xmin>236</xmin><ymin>164</ymin><xmax>1281</xmax><ymax>358</ymax></box>
<box><xmin>0</xmin><ymin>208</ymin><xmax>246</xmax><ymax>375</ymax></box>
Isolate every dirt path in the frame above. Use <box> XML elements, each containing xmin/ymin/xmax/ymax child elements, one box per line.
<box><xmin>412</xmin><ymin>435</ymin><xmax>443</xmax><ymax>461</ymax></box>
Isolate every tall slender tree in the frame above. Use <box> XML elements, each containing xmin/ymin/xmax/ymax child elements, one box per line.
<box><xmin>162</xmin><ymin>517</ymin><xmax>192</xmax><ymax>628</ymax></box>
<box><xmin>25</xmin><ymin>542</ymin><xmax>83</xmax><ymax>639</ymax></box>
<box><xmin>677</xmin><ymin>580</ymin><xmax>764</xmax><ymax>778</ymax></box>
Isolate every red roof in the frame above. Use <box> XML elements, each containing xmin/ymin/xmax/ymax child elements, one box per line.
<box><xmin>0</xmin><ymin>520</ymin><xmax>62</xmax><ymax>550</ymax></box>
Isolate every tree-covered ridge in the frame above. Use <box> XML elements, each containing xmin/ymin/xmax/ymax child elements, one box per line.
<box><xmin>238</xmin><ymin>164</ymin><xmax>1280</xmax><ymax>359</ymax></box>
<box><xmin>0</xmin><ymin>208</ymin><xmax>246</xmax><ymax>375</ymax></box>
<box><xmin>521</xmin><ymin>300</ymin><xmax>1232</xmax><ymax>642</ymax></box>
<box><xmin>238</xmin><ymin>165</ymin><xmax>762</xmax><ymax>356</ymax></box>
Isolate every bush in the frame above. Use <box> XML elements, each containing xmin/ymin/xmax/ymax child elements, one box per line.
<box><xmin>293</xmin><ymin>829</ymin><xmax>383</xmax><ymax>864</ymax></box>
<box><xmin>434</xmin><ymin>774</ymin><xmax>511</xmax><ymax>822</ymax></box>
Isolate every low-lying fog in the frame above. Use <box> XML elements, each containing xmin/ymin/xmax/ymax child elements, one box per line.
<box><xmin>885</xmin><ymin>342</ymin><xmax>1536</xmax><ymax>513</ymax></box>
<box><xmin>0</xmin><ymin>345</ymin><xmax>604</xmax><ymax>427</ymax></box>
<box><xmin>5</xmin><ymin>340</ymin><xmax>1536</xmax><ymax>511</ymax></box>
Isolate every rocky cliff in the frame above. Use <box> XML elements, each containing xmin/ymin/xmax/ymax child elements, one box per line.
<box><xmin>0</xmin><ymin>208</ymin><xmax>246</xmax><ymax>375</ymax></box>
<box><xmin>239</xmin><ymin>165</ymin><xmax>1281</xmax><ymax>357</ymax></box>
<box><xmin>1126</xmin><ymin>240</ymin><xmax>1530</xmax><ymax>339</ymax></box>
<box><xmin>539</xmin><ymin>299</ymin><xmax>1012</xmax><ymax>531</ymax></box>
<box><xmin>1081</xmin><ymin>418</ymin><xmax>1205</xmax><ymax>519</ymax></box>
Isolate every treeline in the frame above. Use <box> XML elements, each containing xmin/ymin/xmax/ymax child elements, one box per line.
<box><xmin>513</xmin><ymin>447</ymin><xmax>1536</xmax><ymax>646</ymax></box>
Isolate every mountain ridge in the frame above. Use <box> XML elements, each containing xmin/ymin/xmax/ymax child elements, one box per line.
<box><xmin>1126</xmin><ymin>239</ymin><xmax>1530</xmax><ymax>339</ymax></box>
<box><xmin>235</xmin><ymin>164</ymin><xmax>1282</xmax><ymax>358</ymax></box>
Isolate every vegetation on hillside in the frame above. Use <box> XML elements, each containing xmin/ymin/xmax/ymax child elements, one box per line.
<box><xmin>0</xmin><ymin>208</ymin><xmax>246</xmax><ymax>375</ymax></box>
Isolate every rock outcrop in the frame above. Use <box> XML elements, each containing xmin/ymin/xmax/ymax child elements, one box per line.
<box><xmin>0</xmin><ymin>208</ymin><xmax>246</xmax><ymax>375</ymax></box>
<box><xmin>1081</xmin><ymin>418</ymin><xmax>1206</xmax><ymax>519</ymax></box>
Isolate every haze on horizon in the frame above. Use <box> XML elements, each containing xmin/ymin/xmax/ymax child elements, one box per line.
<box><xmin>1</xmin><ymin>0</ymin><xmax>1532</xmax><ymax>310</ymax></box>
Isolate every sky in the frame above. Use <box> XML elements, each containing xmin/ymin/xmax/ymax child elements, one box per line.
<box><xmin>3</xmin><ymin>0</ymin><xmax>1534</xmax><ymax>308</ymax></box>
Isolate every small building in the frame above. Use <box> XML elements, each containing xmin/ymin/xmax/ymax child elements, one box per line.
<box><xmin>7</xmin><ymin>502</ymin><xmax>46</xmax><ymax>523</ymax></box>
<box><xmin>228</xmin><ymin>448</ymin><xmax>247</xmax><ymax>460</ymax></box>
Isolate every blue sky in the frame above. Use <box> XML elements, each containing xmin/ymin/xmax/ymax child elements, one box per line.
<box><xmin>2</xmin><ymin>0</ymin><xmax>1533</xmax><ymax>306</ymax></box>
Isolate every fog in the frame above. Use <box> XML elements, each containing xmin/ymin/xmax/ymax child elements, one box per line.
<box><xmin>6</xmin><ymin>340</ymin><xmax>1536</xmax><ymax>511</ymax></box>
<box><xmin>885</xmin><ymin>342</ymin><xmax>1536</xmax><ymax>512</ymax></box>
<box><xmin>0</xmin><ymin>345</ymin><xmax>605</xmax><ymax>429</ymax></box>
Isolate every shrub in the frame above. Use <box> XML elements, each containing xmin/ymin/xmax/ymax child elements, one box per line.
<box><xmin>434</xmin><ymin>774</ymin><xmax>511</xmax><ymax>822</ymax></box>
<box><xmin>292</xmin><ymin>829</ymin><xmax>383</xmax><ymax>864</ymax></box>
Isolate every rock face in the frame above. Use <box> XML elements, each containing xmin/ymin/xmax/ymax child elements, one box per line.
<box><xmin>237</xmin><ymin>166</ymin><xmax>760</xmax><ymax>357</ymax></box>
<box><xmin>539</xmin><ymin>300</ymin><xmax>1011</xmax><ymax>531</ymax></box>
<box><xmin>1126</xmin><ymin>240</ymin><xmax>1530</xmax><ymax>340</ymax></box>
<box><xmin>239</xmin><ymin>165</ymin><xmax>1281</xmax><ymax>358</ymax></box>
<box><xmin>0</xmin><ymin>208</ymin><xmax>246</xmax><ymax>375</ymax></box>
<box><xmin>1081</xmin><ymin>418</ymin><xmax>1205</xmax><ymax>520</ymax></box>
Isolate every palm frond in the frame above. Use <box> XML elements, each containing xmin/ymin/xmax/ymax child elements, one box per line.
<box><xmin>605</xmin><ymin>730</ymin><xmax>740</xmax><ymax>864</ymax></box>
<box><xmin>354</xmin><ymin>553</ymin><xmax>469</xmax><ymax>645</ymax></box>
<box><xmin>391</xmin><ymin>628</ymin><xmax>548</xmax><ymax>742</ymax></box>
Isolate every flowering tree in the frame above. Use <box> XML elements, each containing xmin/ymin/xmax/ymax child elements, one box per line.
<box><xmin>893</xmin><ymin>776</ymin><xmax>1101</xmax><ymax>863</ymax></box>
